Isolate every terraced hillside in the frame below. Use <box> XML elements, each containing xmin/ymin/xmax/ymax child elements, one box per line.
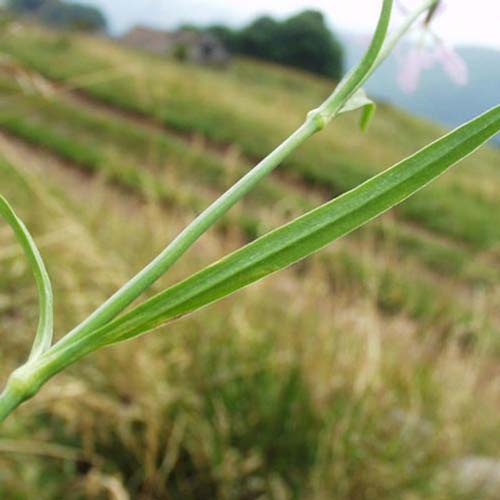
<box><xmin>0</xmin><ymin>20</ymin><xmax>499</xmax><ymax>499</ymax></box>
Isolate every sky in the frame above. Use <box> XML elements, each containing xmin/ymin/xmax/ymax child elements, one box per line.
<box><xmin>73</xmin><ymin>0</ymin><xmax>500</xmax><ymax>49</ymax></box>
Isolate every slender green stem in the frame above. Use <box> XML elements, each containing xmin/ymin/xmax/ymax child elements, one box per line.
<box><xmin>375</xmin><ymin>0</ymin><xmax>438</xmax><ymax>68</ymax></box>
<box><xmin>53</xmin><ymin>0</ymin><xmax>394</xmax><ymax>353</ymax></box>
<box><xmin>316</xmin><ymin>0</ymin><xmax>393</xmax><ymax>123</ymax></box>
<box><xmin>52</xmin><ymin>120</ymin><xmax>318</xmax><ymax>348</ymax></box>
<box><xmin>0</xmin><ymin>385</ymin><xmax>23</xmax><ymax>423</ymax></box>
<box><xmin>0</xmin><ymin>366</ymin><xmax>36</xmax><ymax>423</ymax></box>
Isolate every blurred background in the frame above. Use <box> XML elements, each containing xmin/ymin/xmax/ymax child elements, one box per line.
<box><xmin>0</xmin><ymin>1</ymin><xmax>499</xmax><ymax>499</ymax></box>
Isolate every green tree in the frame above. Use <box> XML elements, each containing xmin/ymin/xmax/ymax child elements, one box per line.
<box><xmin>208</xmin><ymin>10</ymin><xmax>344</xmax><ymax>79</ymax></box>
<box><xmin>39</xmin><ymin>2</ymin><xmax>107</xmax><ymax>32</ymax></box>
<box><xmin>207</xmin><ymin>24</ymin><xmax>240</xmax><ymax>53</ymax></box>
<box><xmin>238</xmin><ymin>16</ymin><xmax>281</xmax><ymax>60</ymax></box>
<box><xmin>6</xmin><ymin>0</ymin><xmax>107</xmax><ymax>32</ymax></box>
<box><xmin>276</xmin><ymin>10</ymin><xmax>343</xmax><ymax>79</ymax></box>
<box><xmin>6</xmin><ymin>0</ymin><xmax>45</xmax><ymax>12</ymax></box>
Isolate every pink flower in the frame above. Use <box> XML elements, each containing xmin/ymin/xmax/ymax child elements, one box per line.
<box><xmin>396</xmin><ymin>1</ymin><xmax>468</xmax><ymax>93</ymax></box>
<box><xmin>434</xmin><ymin>43</ymin><xmax>468</xmax><ymax>85</ymax></box>
<box><xmin>398</xmin><ymin>42</ymin><xmax>469</xmax><ymax>93</ymax></box>
<box><xmin>397</xmin><ymin>46</ymin><xmax>434</xmax><ymax>93</ymax></box>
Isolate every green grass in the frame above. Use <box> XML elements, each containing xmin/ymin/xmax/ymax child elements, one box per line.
<box><xmin>1</xmin><ymin>25</ymin><xmax>499</xmax><ymax>249</ymax></box>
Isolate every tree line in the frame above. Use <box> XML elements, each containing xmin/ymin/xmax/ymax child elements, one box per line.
<box><xmin>207</xmin><ymin>10</ymin><xmax>344</xmax><ymax>79</ymax></box>
<box><xmin>6</xmin><ymin>0</ymin><xmax>107</xmax><ymax>32</ymax></box>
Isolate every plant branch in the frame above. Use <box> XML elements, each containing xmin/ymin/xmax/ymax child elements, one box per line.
<box><xmin>55</xmin><ymin>0</ymin><xmax>394</xmax><ymax>351</ymax></box>
<box><xmin>375</xmin><ymin>0</ymin><xmax>439</xmax><ymax>68</ymax></box>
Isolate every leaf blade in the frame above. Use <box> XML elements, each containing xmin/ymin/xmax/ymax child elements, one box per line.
<box><xmin>100</xmin><ymin>105</ymin><xmax>499</xmax><ymax>343</ymax></box>
<box><xmin>0</xmin><ymin>196</ymin><xmax>53</xmax><ymax>360</ymax></box>
<box><xmin>43</xmin><ymin>105</ymin><xmax>500</xmax><ymax>370</ymax></box>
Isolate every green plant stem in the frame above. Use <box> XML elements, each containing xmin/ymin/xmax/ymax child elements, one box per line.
<box><xmin>55</xmin><ymin>1</ymin><xmax>393</xmax><ymax>351</ymax></box>
<box><xmin>0</xmin><ymin>386</ymin><xmax>23</xmax><ymax>423</ymax></box>
<box><xmin>376</xmin><ymin>0</ymin><xmax>438</xmax><ymax>67</ymax></box>
<box><xmin>0</xmin><ymin>366</ymin><xmax>35</xmax><ymax>423</ymax></box>
<box><xmin>56</xmin><ymin>120</ymin><xmax>319</xmax><ymax>342</ymax></box>
<box><xmin>316</xmin><ymin>0</ymin><xmax>393</xmax><ymax>123</ymax></box>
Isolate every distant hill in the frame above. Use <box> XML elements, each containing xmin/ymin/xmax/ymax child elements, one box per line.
<box><xmin>342</xmin><ymin>34</ymin><xmax>500</xmax><ymax>144</ymax></box>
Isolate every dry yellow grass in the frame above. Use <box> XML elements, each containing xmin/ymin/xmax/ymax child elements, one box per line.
<box><xmin>0</xmin><ymin>134</ymin><xmax>499</xmax><ymax>498</ymax></box>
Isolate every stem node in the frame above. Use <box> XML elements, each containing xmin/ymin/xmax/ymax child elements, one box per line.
<box><xmin>306</xmin><ymin>108</ymin><xmax>328</xmax><ymax>132</ymax></box>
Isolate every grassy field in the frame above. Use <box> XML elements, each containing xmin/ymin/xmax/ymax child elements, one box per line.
<box><xmin>0</xmin><ymin>19</ymin><xmax>499</xmax><ymax>499</ymax></box>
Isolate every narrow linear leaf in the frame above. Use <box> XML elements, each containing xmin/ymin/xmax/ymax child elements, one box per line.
<box><xmin>360</xmin><ymin>102</ymin><xmax>376</xmax><ymax>132</ymax></box>
<box><xmin>58</xmin><ymin>105</ymin><xmax>498</xmax><ymax>354</ymax></box>
<box><xmin>0</xmin><ymin>196</ymin><xmax>53</xmax><ymax>360</ymax></box>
